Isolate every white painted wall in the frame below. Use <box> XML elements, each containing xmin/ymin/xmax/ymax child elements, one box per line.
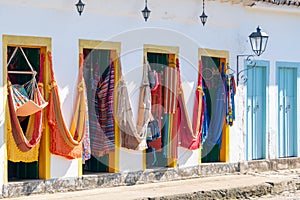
<box><xmin>50</xmin><ymin>155</ymin><xmax>79</xmax><ymax>179</ymax></box>
<box><xmin>0</xmin><ymin>0</ymin><xmax>299</xmax><ymax>182</ymax></box>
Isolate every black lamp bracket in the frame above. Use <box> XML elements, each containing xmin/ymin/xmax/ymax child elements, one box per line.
<box><xmin>236</xmin><ymin>54</ymin><xmax>256</xmax><ymax>86</ymax></box>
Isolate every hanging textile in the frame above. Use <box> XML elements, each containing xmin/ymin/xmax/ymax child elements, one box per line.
<box><xmin>164</xmin><ymin>66</ymin><xmax>178</xmax><ymax>114</ymax></box>
<box><xmin>7</xmin><ymin>49</ymin><xmax>47</xmax><ymax>153</ymax></box>
<box><xmin>82</xmin><ymin>74</ymin><xmax>91</xmax><ymax>163</ymax></box>
<box><xmin>7</xmin><ymin>105</ymin><xmax>40</xmax><ymax>162</ymax></box>
<box><xmin>225</xmin><ymin>75</ymin><xmax>236</xmax><ymax>126</ymax></box>
<box><xmin>175</xmin><ymin>59</ymin><xmax>204</xmax><ymax>150</ymax></box>
<box><xmin>48</xmin><ymin>52</ymin><xmax>89</xmax><ymax>159</ymax></box>
<box><xmin>116</xmin><ymin>58</ymin><xmax>151</xmax><ymax>150</ymax></box>
<box><xmin>203</xmin><ymin>79</ymin><xmax>226</xmax><ymax>148</ymax></box>
<box><xmin>148</xmin><ymin>72</ymin><xmax>163</xmax><ymax>151</ymax></box>
<box><xmin>7</xmin><ymin>82</ymin><xmax>45</xmax><ymax>152</ymax></box>
<box><xmin>7</xmin><ymin>53</ymin><xmax>46</xmax><ymax>161</ymax></box>
<box><xmin>201</xmin><ymin>82</ymin><xmax>210</xmax><ymax>145</ymax></box>
<box><xmin>7</xmin><ymin>47</ymin><xmax>48</xmax><ymax>117</ymax></box>
<box><xmin>94</xmin><ymin>60</ymin><xmax>116</xmax><ymax>154</ymax></box>
<box><xmin>83</xmin><ymin>54</ymin><xmax>103</xmax><ymax>157</ymax></box>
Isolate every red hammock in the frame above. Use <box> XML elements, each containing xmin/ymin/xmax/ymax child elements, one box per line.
<box><xmin>176</xmin><ymin>59</ymin><xmax>204</xmax><ymax>150</ymax></box>
<box><xmin>48</xmin><ymin>52</ymin><xmax>87</xmax><ymax>159</ymax></box>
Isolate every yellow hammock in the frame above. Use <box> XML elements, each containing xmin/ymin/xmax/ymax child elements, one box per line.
<box><xmin>47</xmin><ymin>51</ymin><xmax>88</xmax><ymax>159</ymax></box>
<box><xmin>7</xmin><ymin>92</ymin><xmax>41</xmax><ymax>162</ymax></box>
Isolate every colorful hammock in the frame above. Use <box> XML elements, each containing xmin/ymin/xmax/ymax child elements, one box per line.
<box><xmin>92</xmin><ymin>59</ymin><xmax>116</xmax><ymax>155</ymax></box>
<box><xmin>164</xmin><ymin>66</ymin><xmax>178</xmax><ymax>114</ymax></box>
<box><xmin>7</xmin><ymin>82</ymin><xmax>45</xmax><ymax>152</ymax></box>
<box><xmin>148</xmin><ymin>72</ymin><xmax>163</xmax><ymax>151</ymax></box>
<box><xmin>175</xmin><ymin>59</ymin><xmax>204</xmax><ymax>150</ymax></box>
<box><xmin>48</xmin><ymin>52</ymin><xmax>89</xmax><ymax>159</ymax></box>
<box><xmin>7</xmin><ymin>49</ymin><xmax>47</xmax><ymax>153</ymax></box>
<box><xmin>116</xmin><ymin>58</ymin><xmax>151</xmax><ymax>151</ymax></box>
<box><xmin>7</xmin><ymin>47</ymin><xmax>48</xmax><ymax>116</ymax></box>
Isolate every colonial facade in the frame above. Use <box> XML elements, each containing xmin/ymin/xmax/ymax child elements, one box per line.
<box><xmin>0</xmin><ymin>0</ymin><xmax>299</xmax><ymax>195</ymax></box>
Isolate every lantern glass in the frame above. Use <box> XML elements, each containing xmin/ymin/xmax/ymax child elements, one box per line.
<box><xmin>249</xmin><ymin>27</ymin><xmax>269</xmax><ymax>56</ymax></box>
<box><xmin>76</xmin><ymin>0</ymin><xmax>85</xmax><ymax>16</ymax></box>
<box><xmin>142</xmin><ymin>7</ymin><xmax>151</xmax><ymax>22</ymax></box>
<box><xmin>200</xmin><ymin>12</ymin><xmax>208</xmax><ymax>26</ymax></box>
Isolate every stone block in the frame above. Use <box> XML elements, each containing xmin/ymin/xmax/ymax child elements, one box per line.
<box><xmin>79</xmin><ymin>175</ymin><xmax>98</xmax><ymax>190</ymax></box>
<box><xmin>178</xmin><ymin>166</ymin><xmax>199</xmax><ymax>178</ymax></box>
<box><xmin>3</xmin><ymin>180</ymin><xmax>45</xmax><ymax>198</ymax></box>
<box><xmin>123</xmin><ymin>171</ymin><xmax>143</xmax><ymax>186</ymax></box>
<box><xmin>273</xmin><ymin>158</ymin><xmax>289</xmax><ymax>170</ymax></box>
<box><xmin>288</xmin><ymin>157</ymin><xmax>300</xmax><ymax>169</ymax></box>
<box><xmin>45</xmin><ymin>177</ymin><xmax>76</xmax><ymax>193</ymax></box>
<box><xmin>246</xmin><ymin>160</ymin><xmax>271</xmax><ymax>172</ymax></box>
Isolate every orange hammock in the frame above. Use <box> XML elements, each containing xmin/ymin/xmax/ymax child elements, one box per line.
<box><xmin>48</xmin><ymin>51</ymin><xmax>88</xmax><ymax>159</ymax></box>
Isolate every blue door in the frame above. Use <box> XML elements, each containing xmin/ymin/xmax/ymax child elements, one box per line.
<box><xmin>246</xmin><ymin>62</ymin><xmax>268</xmax><ymax>160</ymax></box>
<box><xmin>278</xmin><ymin>65</ymin><xmax>297</xmax><ymax>157</ymax></box>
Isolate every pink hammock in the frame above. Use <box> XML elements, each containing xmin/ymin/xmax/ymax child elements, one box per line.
<box><xmin>175</xmin><ymin>59</ymin><xmax>204</xmax><ymax>150</ymax></box>
<box><xmin>7</xmin><ymin>52</ymin><xmax>47</xmax><ymax>152</ymax></box>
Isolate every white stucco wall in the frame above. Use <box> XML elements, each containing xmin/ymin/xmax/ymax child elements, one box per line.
<box><xmin>0</xmin><ymin>0</ymin><xmax>300</xmax><ymax>182</ymax></box>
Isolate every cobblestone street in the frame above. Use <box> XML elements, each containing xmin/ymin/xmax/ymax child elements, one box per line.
<box><xmin>255</xmin><ymin>169</ymin><xmax>300</xmax><ymax>200</ymax></box>
<box><xmin>258</xmin><ymin>191</ymin><xmax>300</xmax><ymax>199</ymax></box>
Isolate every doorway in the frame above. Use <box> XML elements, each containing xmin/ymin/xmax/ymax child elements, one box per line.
<box><xmin>246</xmin><ymin>61</ymin><xmax>268</xmax><ymax>160</ymax></box>
<box><xmin>7</xmin><ymin>46</ymin><xmax>42</xmax><ymax>181</ymax></box>
<box><xmin>277</xmin><ymin>63</ymin><xmax>297</xmax><ymax>158</ymax></box>
<box><xmin>201</xmin><ymin>56</ymin><xmax>227</xmax><ymax>163</ymax></box>
<box><xmin>146</xmin><ymin>52</ymin><xmax>172</xmax><ymax>168</ymax></box>
<box><xmin>82</xmin><ymin>48</ymin><xmax>112</xmax><ymax>173</ymax></box>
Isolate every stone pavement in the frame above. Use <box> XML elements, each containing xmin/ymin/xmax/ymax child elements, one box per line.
<box><xmin>7</xmin><ymin>169</ymin><xmax>300</xmax><ymax>200</ymax></box>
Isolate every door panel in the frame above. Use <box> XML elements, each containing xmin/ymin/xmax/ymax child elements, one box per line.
<box><xmin>247</xmin><ymin>65</ymin><xmax>266</xmax><ymax>160</ymax></box>
<box><xmin>278</xmin><ymin>67</ymin><xmax>297</xmax><ymax>157</ymax></box>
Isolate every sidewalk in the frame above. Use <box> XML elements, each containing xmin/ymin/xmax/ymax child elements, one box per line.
<box><xmin>7</xmin><ymin>169</ymin><xmax>300</xmax><ymax>200</ymax></box>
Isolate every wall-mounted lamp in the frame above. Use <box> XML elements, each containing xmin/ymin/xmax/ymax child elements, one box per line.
<box><xmin>141</xmin><ymin>0</ymin><xmax>151</xmax><ymax>22</ymax></box>
<box><xmin>249</xmin><ymin>26</ymin><xmax>269</xmax><ymax>56</ymax></box>
<box><xmin>199</xmin><ymin>0</ymin><xmax>208</xmax><ymax>26</ymax></box>
<box><xmin>236</xmin><ymin>26</ymin><xmax>269</xmax><ymax>85</ymax></box>
<box><xmin>75</xmin><ymin>0</ymin><xmax>85</xmax><ymax>16</ymax></box>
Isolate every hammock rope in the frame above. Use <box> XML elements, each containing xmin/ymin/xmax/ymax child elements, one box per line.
<box><xmin>48</xmin><ymin>51</ymin><xmax>88</xmax><ymax>159</ymax></box>
<box><xmin>7</xmin><ymin>52</ymin><xmax>47</xmax><ymax>152</ymax></box>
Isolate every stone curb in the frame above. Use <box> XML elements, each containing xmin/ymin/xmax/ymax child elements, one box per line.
<box><xmin>136</xmin><ymin>179</ymin><xmax>298</xmax><ymax>200</ymax></box>
<box><xmin>2</xmin><ymin>157</ymin><xmax>300</xmax><ymax>198</ymax></box>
